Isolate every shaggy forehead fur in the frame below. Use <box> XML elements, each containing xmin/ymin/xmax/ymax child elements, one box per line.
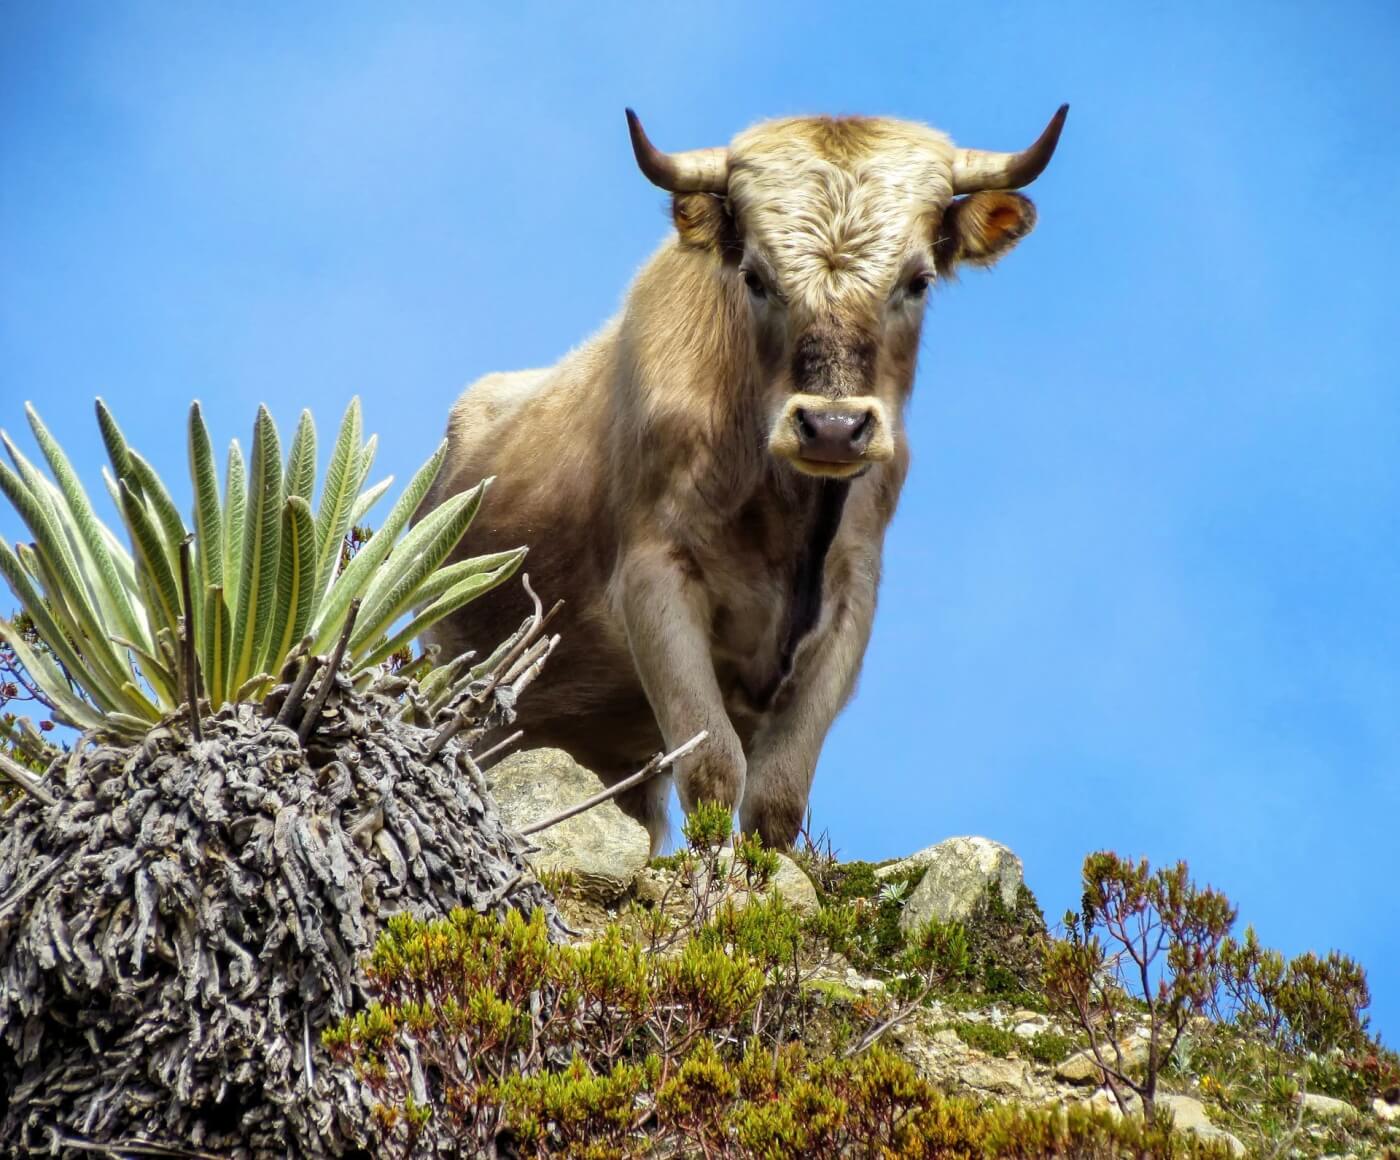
<box><xmin>726</xmin><ymin>117</ymin><xmax>957</xmax><ymax>312</ymax></box>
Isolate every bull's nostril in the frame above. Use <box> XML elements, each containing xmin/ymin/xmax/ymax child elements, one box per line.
<box><xmin>795</xmin><ymin>407</ymin><xmax>818</xmax><ymax>442</ymax></box>
<box><xmin>850</xmin><ymin>411</ymin><xmax>872</xmax><ymax>443</ymax></box>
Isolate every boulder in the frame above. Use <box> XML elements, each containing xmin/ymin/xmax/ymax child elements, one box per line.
<box><xmin>633</xmin><ymin>848</ymin><xmax>820</xmax><ymax>917</ymax></box>
<box><xmin>1156</xmin><ymin>1093</ymin><xmax>1245</xmax><ymax>1157</ymax></box>
<box><xmin>1056</xmin><ymin>1035</ymin><xmax>1152</xmax><ymax>1085</ymax></box>
<box><xmin>715</xmin><ymin>849</ymin><xmax>821</xmax><ymax>916</ymax></box>
<box><xmin>955</xmin><ymin>1055</ymin><xmax>1034</xmax><ymax>1098</ymax></box>
<box><xmin>1374</xmin><ymin>1096</ymin><xmax>1399</xmax><ymax>1122</ymax></box>
<box><xmin>488</xmin><ymin>748</ymin><xmax>650</xmax><ymax>902</ymax></box>
<box><xmin>895</xmin><ymin>837</ymin><xmax>1024</xmax><ymax>934</ymax></box>
<box><xmin>1300</xmin><ymin>1092</ymin><xmax>1358</xmax><ymax>1121</ymax></box>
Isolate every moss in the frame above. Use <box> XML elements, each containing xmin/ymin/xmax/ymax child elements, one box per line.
<box><xmin>812</xmin><ymin>859</ymin><xmax>927</xmax><ymax>974</ymax></box>
<box><xmin>1025</xmin><ymin>1029</ymin><xmax>1077</xmax><ymax>1066</ymax></box>
<box><xmin>951</xmin><ymin>1020</ymin><xmax>1019</xmax><ymax>1058</ymax></box>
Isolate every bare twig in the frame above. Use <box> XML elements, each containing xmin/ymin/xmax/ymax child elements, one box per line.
<box><xmin>177</xmin><ymin>537</ymin><xmax>203</xmax><ymax>743</ymax></box>
<box><xmin>472</xmin><ymin>730</ymin><xmax>523</xmax><ymax>768</ymax></box>
<box><xmin>298</xmin><ymin>598</ymin><xmax>360</xmax><ymax>745</ymax></box>
<box><xmin>843</xmin><ymin>982</ymin><xmax>937</xmax><ymax>1058</ymax></box>
<box><xmin>520</xmin><ymin>731</ymin><xmax>707</xmax><ymax>836</ymax></box>
<box><xmin>0</xmin><ymin>747</ymin><xmax>57</xmax><ymax>807</ymax></box>
<box><xmin>275</xmin><ymin>646</ymin><xmax>322</xmax><ymax>729</ymax></box>
<box><xmin>46</xmin><ymin>1129</ymin><xmax>225</xmax><ymax>1158</ymax></box>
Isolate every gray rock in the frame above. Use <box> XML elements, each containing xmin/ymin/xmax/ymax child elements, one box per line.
<box><xmin>1087</xmin><ymin>1086</ymin><xmax>1139</xmax><ymax>1119</ymax></box>
<box><xmin>714</xmin><ymin>849</ymin><xmax>821</xmax><ymax>917</ymax></box>
<box><xmin>488</xmin><ymin>748</ymin><xmax>649</xmax><ymax>902</ymax></box>
<box><xmin>894</xmin><ymin>837</ymin><xmax>1024</xmax><ymax>935</ymax></box>
<box><xmin>1157</xmin><ymin>1093</ymin><xmax>1246</xmax><ymax>1156</ymax></box>
<box><xmin>1301</xmin><ymin>1092</ymin><xmax>1359</xmax><ymax>1120</ymax></box>
<box><xmin>955</xmin><ymin>1055</ymin><xmax>1034</xmax><ymax>1097</ymax></box>
<box><xmin>1374</xmin><ymin>1096</ymin><xmax>1399</xmax><ymax>1122</ymax></box>
<box><xmin>632</xmin><ymin>847</ymin><xmax>820</xmax><ymax>916</ymax></box>
<box><xmin>1056</xmin><ymin>1036</ymin><xmax>1152</xmax><ymax>1085</ymax></box>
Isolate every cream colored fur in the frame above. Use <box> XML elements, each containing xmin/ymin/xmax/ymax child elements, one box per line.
<box><xmin>418</xmin><ymin>113</ymin><xmax>1049</xmax><ymax>851</ymax></box>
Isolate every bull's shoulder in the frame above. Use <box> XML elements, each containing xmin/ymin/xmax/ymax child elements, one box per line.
<box><xmin>448</xmin><ymin>368</ymin><xmax>552</xmax><ymax>434</ymax></box>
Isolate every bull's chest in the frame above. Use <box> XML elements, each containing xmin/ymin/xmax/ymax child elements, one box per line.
<box><xmin>705</xmin><ymin>481</ymin><xmax>849</xmax><ymax>726</ymax></box>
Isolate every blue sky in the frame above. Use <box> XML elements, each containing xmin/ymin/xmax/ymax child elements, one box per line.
<box><xmin>3</xmin><ymin>4</ymin><xmax>1398</xmax><ymax>1040</ymax></box>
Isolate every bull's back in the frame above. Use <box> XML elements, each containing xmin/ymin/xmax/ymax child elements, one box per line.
<box><xmin>418</xmin><ymin>359</ymin><xmax>657</xmax><ymax>769</ymax></box>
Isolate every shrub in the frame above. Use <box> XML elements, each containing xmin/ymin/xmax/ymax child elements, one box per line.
<box><xmin>330</xmin><ymin>905</ymin><xmax>1244</xmax><ymax>1159</ymax></box>
<box><xmin>1041</xmin><ymin>853</ymin><xmax>1236</xmax><ymax>1125</ymax></box>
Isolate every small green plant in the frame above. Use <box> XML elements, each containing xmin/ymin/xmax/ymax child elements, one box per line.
<box><xmin>0</xmin><ymin>398</ymin><xmax>523</xmax><ymax>744</ymax></box>
<box><xmin>951</xmin><ymin>1019</ymin><xmax>1019</xmax><ymax>1058</ymax></box>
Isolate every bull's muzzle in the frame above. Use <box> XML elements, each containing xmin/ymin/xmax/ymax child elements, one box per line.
<box><xmin>769</xmin><ymin>394</ymin><xmax>895</xmax><ymax>478</ymax></box>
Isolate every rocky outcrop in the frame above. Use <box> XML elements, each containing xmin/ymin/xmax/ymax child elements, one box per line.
<box><xmin>1156</xmin><ymin>1094</ymin><xmax>1246</xmax><ymax>1156</ymax></box>
<box><xmin>891</xmin><ymin>836</ymin><xmax>1024</xmax><ymax>933</ymax></box>
<box><xmin>488</xmin><ymin>748</ymin><xmax>650</xmax><ymax>902</ymax></box>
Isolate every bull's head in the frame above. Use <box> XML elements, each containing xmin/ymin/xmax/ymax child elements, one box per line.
<box><xmin>627</xmin><ymin>106</ymin><xmax>1067</xmax><ymax>479</ymax></box>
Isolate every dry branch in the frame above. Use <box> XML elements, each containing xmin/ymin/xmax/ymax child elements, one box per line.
<box><xmin>520</xmin><ymin>731</ymin><xmax>707</xmax><ymax>836</ymax></box>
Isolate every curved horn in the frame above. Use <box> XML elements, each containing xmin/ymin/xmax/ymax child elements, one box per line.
<box><xmin>951</xmin><ymin>104</ymin><xmax>1069</xmax><ymax>194</ymax></box>
<box><xmin>625</xmin><ymin>108</ymin><xmax>730</xmax><ymax>194</ymax></box>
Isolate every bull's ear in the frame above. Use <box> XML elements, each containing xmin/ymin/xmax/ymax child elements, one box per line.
<box><xmin>672</xmin><ymin>192</ymin><xmax>740</xmax><ymax>259</ymax></box>
<box><xmin>935</xmin><ymin>191</ymin><xmax>1038</xmax><ymax>275</ymax></box>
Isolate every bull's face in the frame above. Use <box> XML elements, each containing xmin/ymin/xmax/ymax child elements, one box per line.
<box><xmin>627</xmin><ymin>108</ymin><xmax>1066</xmax><ymax>479</ymax></box>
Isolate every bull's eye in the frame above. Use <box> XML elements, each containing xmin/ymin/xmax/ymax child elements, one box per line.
<box><xmin>907</xmin><ymin>273</ymin><xmax>931</xmax><ymax>298</ymax></box>
<box><xmin>741</xmin><ymin>268</ymin><xmax>767</xmax><ymax>300</ymax></box>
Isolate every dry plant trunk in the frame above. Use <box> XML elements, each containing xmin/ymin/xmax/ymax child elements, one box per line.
<box><xmin>0</xmin><ymin>636</ymin><xmax>561</xmax><ymax>1158</ymax></box>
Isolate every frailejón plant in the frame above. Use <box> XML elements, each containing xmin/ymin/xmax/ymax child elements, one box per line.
<box><xmin>0</xmin><ymin>397</ymin><xmax>522</xmax><ymax>741</ymax></box>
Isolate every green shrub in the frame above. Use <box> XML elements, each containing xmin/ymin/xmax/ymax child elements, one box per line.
<box><xmin>1025</xmin><ymin>1028</ymin><xmax>1077</xmax><ymax>1066</ymax></box>
<box><xmin>952</xmin><ymin>1020</ymin><xmax>1019</xmax><ymax>1058</ymax></box>
<box><xmin>329</xmin><ymin>905</ymin><xmax>1244</xmax><ymax>1159</ymax></box>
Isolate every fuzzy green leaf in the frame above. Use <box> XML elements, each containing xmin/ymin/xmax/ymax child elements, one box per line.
<box><xmin>228</xmin><ymin>407</ymin><xmax>283</xmax><ymax>692</ymax></box>
<box><xmin>95</xmin><ymin>398</ymin><xmax>139</xmax><ymax>496</ymax></box>
<box><xmin>285</xmin><ymin>409</ymin><xmax>317</xmax><ymax>504</ymax></box>
<box><xmin>313</xmin><ymin>397</ymin><xmax>363</xmax><ymax>599</ymax></box>
<box><xmin>350</xmin><ymin>480</ymin><xmax>488</xmax><ymax>654</ymax></box>
<box><xmin>263</xmin><ymin>495</ymin><xmax>318</xmax><ymax>675</ymax></box>
<box><xmin>118</xmin><ymin>480</ymin><xmax>183</xmax><ymax>649</ymax></box>
<box><xmin>354</xmin><ymin>548</ymin><xmax>523</xmax><ymax>670</ymax></box>
<box><xmin>223</xmin><ymin>439</ymin><xmax>245</xmax><ymax>614</ymax></box>
<box><xmin>310</xmin><ymin>439</ymin><xmax>447</xmax><ymax>652</ymax></box>
<box><xmin>0</xmin><ymin>615</ymin><xmax>104</xmax><ymax>731</ymax></box>
<box><xmin>188</xmin><ymin>402</ymin><xmax>224</xmax><ymax>597</ymax></box>
<box><xmin>25</xmin><ymin>404</ymin><xmax>146</xmax><ymax>647</ymax></box>
<box><xmin>201</xmin><ymin>584</ymin><xmax>231</xmax><ymax>709</ymax></box>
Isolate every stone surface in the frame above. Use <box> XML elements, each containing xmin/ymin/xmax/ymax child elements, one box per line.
<box><xmin>1374</xmin><ymin>1096</ymin><xmax>1399</xmax><ymax>1122</ymax></box>
<box><xmin>1055</xmin><ymin>1035</ymin><xmax>1152</xmax><ymax>1085</ymax></box>
<box><xmin>632</xmin><ymin>848</ymin><xmax>820</xmax><ymax>916</ymax></box>
<box><xmin>1157</xmin><ymin>1094</ymin><xmax>1246</xmax><ymax>1156</ymax></box>
<box><xmin>956</xmin><ymin>1055</ymin><xmax>1035</xmax><ymax>1098</ymax></box>
<box><xmin>1300</xmin><ymin>1092</ymin><xmax>1359</xmax><ymax>1120</ymax></box>
<box><xmin>714</xmin><ymin>849</ymin><xmax>821</xmax><ymax>916</ymax></box>
<box><xmin>488</xmin><ymin>748</ymin><xmax>650</xmax><ymax>902</ymax></box>
<box><xmin>894</xmin><ymin>837</ymin><xmax>1024</xmax><ymax>935</ymax></box>
<box><xmin>1087</xmin><ymin>1086</ymin><xmax>1140</xmax><ymax>1119</ymax></box>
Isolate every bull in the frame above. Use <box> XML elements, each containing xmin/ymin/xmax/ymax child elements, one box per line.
<box><xmin>419</xmin><ymin>106</ymin><xmax>1067</xmax><ymax>852</ymax></box>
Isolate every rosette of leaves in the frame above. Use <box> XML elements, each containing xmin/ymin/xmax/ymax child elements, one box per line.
<box><xmin>0</xmin><ymin>398</ymin><xmax>557</xmax><ymax>1156</ymax></box>
<box><xmin>0</xmin><ymin>397</ymin><xmax>522</xmax><ymax>741</ymax></box>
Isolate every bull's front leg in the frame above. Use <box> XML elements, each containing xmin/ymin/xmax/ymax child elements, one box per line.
<box><xmin>740</xmin><ymin>574</ymin><xmax>877</xmax><ymax>848</ymax></box>
<box><xmin>617</xmin><ymin>542</ymin><xmax>746</xmax><ymax>852</ymax></box>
